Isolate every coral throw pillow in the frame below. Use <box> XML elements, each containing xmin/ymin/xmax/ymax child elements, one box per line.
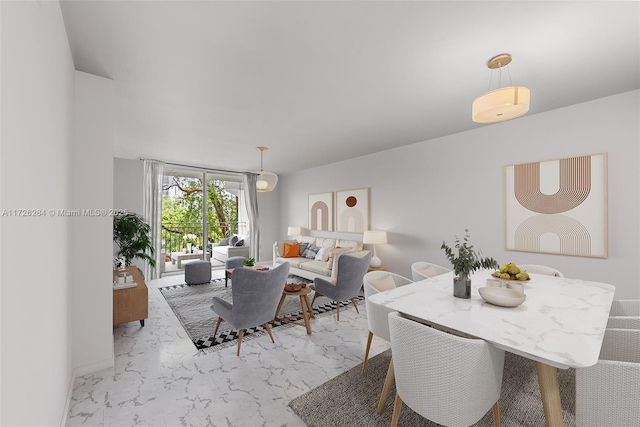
<box><xmin>283</xmin><ymin>242</ymin><xmax>301</xmax><ymax>258</ymax></box>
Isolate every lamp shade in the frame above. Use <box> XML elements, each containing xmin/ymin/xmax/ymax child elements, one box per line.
<box><xmin>287</xmin><ymin>226</ymin><xmax>302</xmax><ymax>236</ymax></box>
<box><xmin>472</xmin><ymin>86</ymin><xmax>530</xmax><ymax>123</ymax></box>
<box><xmin>256</xmin><ymin>171</ymin><xmax>278</xmax><ymax>192</ymax></box>
<box><xmin>363</xmin><ymin>230</ymin><xmax>387</xmax><ymax>245</ymax></box>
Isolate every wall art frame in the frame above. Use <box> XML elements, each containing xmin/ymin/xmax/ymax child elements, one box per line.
<box><xmin>308</xmin><ymin>192</ymin><xmax>333</xmax><ymax>232</ymax></box>
<box><xmin>504</xmin><ymin>153</ymin><xmax>607</xmax><ymax>258</ymax></box>
<box><xmin>336</xmin><ymin>188</ymin><xmax>369</xmax><ymax>233</ymax></box>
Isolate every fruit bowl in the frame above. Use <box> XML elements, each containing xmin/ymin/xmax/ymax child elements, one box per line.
<box><xmin>478</xmin><ymin>286</ymin><xmax>527</xmax><ymax>307</ymax></box>
<box><xmin>491</xmin><ymin>262</ymin><xmax>531</xmax><ymax>281</ymax></box>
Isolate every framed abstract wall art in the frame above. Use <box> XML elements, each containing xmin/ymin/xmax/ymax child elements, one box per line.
<box><xmin>308</xmin><ymin>192</ymin><xmax>333</xmax><ymax>231</ymax></box>
<box><xmin>336</xmin><ymin>188</ymin><xmax>369</xmax><ymax>233</ymax></box>
<box><xmin>504</xmin><ymin>153</ymin><xmax>607</xmax><ymax>258</ymax></box>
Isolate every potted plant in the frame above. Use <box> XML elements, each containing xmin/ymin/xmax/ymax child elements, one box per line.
<box><xmin>113</xmin><ymin>212</ymin><xmax>156</xmax><ymax>271</ymax></box>
<box><xmin>441</xmin><ymin>230</ymin><xmax>498</xmax><ymax>298</ymax></box>
<box><xmin>183</xmin><ymin>233</ymin><xmax>198</xmax><ymax>253</ymax></box>
<box><xmin>243</xmin><ymin>257</ymin><xmax>256</xmax><ymax>267</ymax></box>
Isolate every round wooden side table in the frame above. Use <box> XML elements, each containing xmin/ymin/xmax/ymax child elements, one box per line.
<box><xmin>272</xmin><ymin>286</ymin><xmax>315</xmax><ymax>334</ymax></box>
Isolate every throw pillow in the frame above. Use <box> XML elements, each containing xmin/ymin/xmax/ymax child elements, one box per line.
<box><xmin>298</xmin><ymin>242</ymin><xmax>309</xmax><ymax>256</ymax></box>
<box><xmin>302</xmin><ymin>245</ymin><xmax>320</xmax><ymax>259</ymax></box>
<box><xmin>229</xmin><ymin>235</ymin><xmax>239</xmax><ymax>246</ymax></box>
<box><xmin>369</xmin><ymin>275</ymin><xmax>396</xmax><ymax>292</ymax></box>
<box><xmin>327</xmin><ymin>246</ymin><xmax>354</xmax><ymax>264</ymax></box>
<box><xmin>419</xmin><ymin>265</ymin><xmax>438</xmax><ymax>278</ymax></box>
<box><xmin>235</xmin><ymin>239</ymin><xmax>244</xmax><ymax>247</ymax></box>
<box><xmin>219</xmin><ymin>237</ymin><xmax>230</xmax><ymax>246</ymax></box>
<box><xmin>283</xmin><ymin>242</ymin><xmax>301</xmax><ymax>258</ymax></box>
<box><xmin>315</xmin><ymin>246</ymin><xmax>331</xmax><ymax>262</ymax></box>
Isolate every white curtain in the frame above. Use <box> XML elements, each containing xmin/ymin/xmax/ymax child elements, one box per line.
<box><xmin>143</xmin><ymin>159</ymin><xmax>164</xmax><ymax>280</ymax></box>
<box><xmin>243</xmin><ymin>173</ymin><xmax>260</xmax><ymax>260</ymax></box>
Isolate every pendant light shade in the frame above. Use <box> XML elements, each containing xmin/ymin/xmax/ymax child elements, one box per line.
<box><xmin>472</xmin><ymin>54</ymin><xmax>530</xmax><ymax>124</ymax></box>
<box><xmin>255</xmin><ymin>146</ymin><xmax>278</xmax><ymax>192</ymax></box>
<box><xmin>472</xmin><ymin>86</ymin><xmax>530</xmax><ymax>123</ymax></box>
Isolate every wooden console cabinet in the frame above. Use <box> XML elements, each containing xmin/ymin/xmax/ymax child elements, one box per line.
<box><xmin>113</xmin><ymin>266</ymin><xmax>148</xmax><ymax>326</ymax></box>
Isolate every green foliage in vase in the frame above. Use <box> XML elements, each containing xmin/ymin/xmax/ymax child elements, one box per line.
<box><xmin>441</xmin><ymin>229</ymin><xmax>498</xmax><ymax>280</ymax></box>
<box><xmin>243</xmin><ymin>257</ymin><xmax>255</xmax><ymax>267</ymax></box>
<box><xmin>113</xmin><ymin>212</ymin><xmax>156</xmax><ymax>268</ymax></box>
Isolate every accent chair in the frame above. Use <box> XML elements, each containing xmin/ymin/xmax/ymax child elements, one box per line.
<box><xmin>309</xmin><ymin>252</ymin><xmax>371</xmax><ymax>321</ymax></box>
<box><xmin>210</xmin><ymin>261</ymin><xmax>290</xmax><ymax>356</ymax></box>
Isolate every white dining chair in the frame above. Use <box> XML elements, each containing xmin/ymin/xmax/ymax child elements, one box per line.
<box><xmin>410</xmin><ymin>261</ymin><xmax>451</xmax><ymax>282</ymax></box>
<box><xmin>576</xmin><ymin>328</ymin><xmax>640</xmax><ymax>427</ymax></box>
<box><xmin>609</xmin><ymin>299</ymin><xmax>640</xmax><ymax>316</ymax></box>
<box><xmin>517</xmin><ymin>264</ymin><xmax>564</xmax><ymax>277</ymax></box>
<box><xmin>362</xmin><ymin>271</ymin><xmax>413</xmax><ymax>413</ymax></box>
<box><xmin>388</xmin><ymin>312</ymin><xmax>504</xmax><ymax>427</ymax></box>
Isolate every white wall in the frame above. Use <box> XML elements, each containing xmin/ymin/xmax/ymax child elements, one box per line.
<box><xmin>0</xmin><ymin>1</ymin><xmax>75</xmax><ymax>425</ymax></box>
<box><xmin>72</xmin><ymin>71</ymin><xmax>114</xmax><ymax>375</ymax></box>
<box><xmin>279</xmin><ymin>91</ymin><xmax>640</xmax><ymax>299</ymax></box>
<box><xmin>113</xmin><ymin>158</ymin><xmax>144</xmax><ymax>215</ymax></box>
<box><xmin>113</xmin><ymin>158</ymin><xmax>145</xmax><ymax>272</ymax></box>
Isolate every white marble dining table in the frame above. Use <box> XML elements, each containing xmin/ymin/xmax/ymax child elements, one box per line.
<box><xmin>368</xmin><ymin>269</ymin><xmax>615</xmax><ymax>427</ymax></box>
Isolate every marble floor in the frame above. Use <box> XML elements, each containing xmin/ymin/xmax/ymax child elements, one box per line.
<box><xmin>67</xmin><ymin>269</ymin><xmax>389</xmax><ymax>427</ymax></box>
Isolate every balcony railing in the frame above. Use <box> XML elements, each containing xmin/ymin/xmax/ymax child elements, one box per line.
<box><xmin>161</xmin><ymin>221</ymin><xmax>247</xmax><ymax>254</ymax></box>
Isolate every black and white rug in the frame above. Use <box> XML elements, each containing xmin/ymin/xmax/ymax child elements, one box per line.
<box><xmin>159</xmin><ymin>276</ymin><xmax>364</xmax><ymax>352</ymax></box>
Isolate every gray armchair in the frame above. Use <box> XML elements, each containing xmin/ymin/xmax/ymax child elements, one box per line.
<box><xmin>211</xmin><ymin>262</ymin><xmax>290</xmax><ymax>356</ymax></box>
<box><xmin>309</xmin><ymin>252</ymin><xmax>372</xmax><ymax>321</ymax></box>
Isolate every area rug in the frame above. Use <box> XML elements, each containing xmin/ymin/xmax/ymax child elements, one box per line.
<box><xmin>289</xmin><ymin>350</ymin><xmax>576</xmax><ymax>427</ymax></box>
<box><xmin>159</xmin><ymin>276</ymin><xmax>363</xmax><ymax>352</ymax></box>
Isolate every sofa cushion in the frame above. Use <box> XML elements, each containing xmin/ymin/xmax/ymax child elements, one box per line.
<box><xmin>229</xmin><ymin>235</ymin><xmax>239</xmax><ymax>246</ymax></box>
<box><xmin>327</xmin><ymin>246</ymin><xmax>354</xmax><ymax>264</ymax></box>
<box><xmin>315</xmin><ymin>237</ymin><xmax>336</xmax><ymax>248</ymax></box>
<box><xmin>299</xmin><ymin>260</ymin><xmax>332</xmax><ymax>277</ymax></box>
<box><xmin>336</xmin><ymin>239</ymin><xmax>363</xmax><ymax>251</ymax></box>
<box><xmin>275</xmin><ymin>256</ymin><xmax>308</xmax><ymax>269</ymax></box>
<box><xmin>300</xmin><ymin>236</ymin><xmax>316</xmax><ymax>244</ymax></box>
<box><xmin>219</xmin><ymin>237</ymin><xmax>230</xmax><ymax>246</ymax></box>
<box><xmin>235</xmin><ymin>239</ymin><xmax>244</xmax><ymax>247</ymax></box>
<box><xmin>283</xmin><ymin>242</ymin><xmax>300</xmax><ymax>258</ymax></box>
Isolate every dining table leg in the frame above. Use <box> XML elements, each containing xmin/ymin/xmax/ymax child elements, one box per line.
<box><xmin>536</xmin><ymin>362</ymin><xmax>564</xmax><ymax>427</ymax></box>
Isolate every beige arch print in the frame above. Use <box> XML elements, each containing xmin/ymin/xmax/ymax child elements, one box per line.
<box><xmin>514</xmin><ymin>156</ymin><xmax>591</xmax><ymax>214</ymax></box>
<box><xmin>514</xmin><ymin>214</ymin><xmax>591</xmax><ymax>256</ymax></box>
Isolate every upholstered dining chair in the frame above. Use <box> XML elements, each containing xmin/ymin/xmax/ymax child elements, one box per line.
<box><xmin>576</xmin><ymin>328</ymin><xmax>640</xmax><ymax>427</ymax></box>
<box><xmin>410</xmin><ymin>261</ymin><xmax>451</xmax><ymax>282</ymax></box>
<box><xmin>518</xmin><ymin>264</ymin><xmax>564</xmax><ymax>277</ymax></box>
<box><xmin>388</xmin><ymin>312</ymin><xmax>505</xmax><ymax>427</ymax></box>
<box><xmin>211</xmin><ymin>261</ymin><xmax>290</xmax><ymax>356</ymax></box>
<box><xmin>309</xmin><ymin>252</ymin><xmax>371</xmax><ymax>321</ymax></box>
<box><xmin>362</xmin><ymin>271</ymin><xmax>413</xmax><ymax>414</ymax></box>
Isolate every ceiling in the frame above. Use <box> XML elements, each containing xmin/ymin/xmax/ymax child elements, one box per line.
<box><xmin>59</xmin><ymin>1</ymin><xmax>639</xmax><ymax>176</ymax></box>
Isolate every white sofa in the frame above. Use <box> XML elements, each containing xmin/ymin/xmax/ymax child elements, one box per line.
<box><xmin>273</xmin><ymin>236</ymin><xmax>370</xmax><ymax>281</ymax></box>
<box><xmin>211</xmin><ymin>234</ymin><xmax>250</xmax><ymax>262</ymax></box>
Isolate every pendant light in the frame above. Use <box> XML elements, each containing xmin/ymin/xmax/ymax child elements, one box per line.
<box><xmin>472</xmin><ymin>54</ymin><xmax>530</xmax><ymax>123</ymax></box>
<box><xmin>255</xmin><ymin>146</ymin><xmax>278</xmax><ymax>192</ymax></box>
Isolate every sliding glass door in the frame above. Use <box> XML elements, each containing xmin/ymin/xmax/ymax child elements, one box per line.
<box><xmin>161</xmin><ymin>167</ymin><xmax>247</xmax><ymax>275</ymax></box>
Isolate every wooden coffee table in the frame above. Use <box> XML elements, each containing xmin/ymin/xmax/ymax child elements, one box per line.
<box><xmin>272</xmin><ymin>286</ymin><xmax>315</xmax><ymax>335</ymax></box>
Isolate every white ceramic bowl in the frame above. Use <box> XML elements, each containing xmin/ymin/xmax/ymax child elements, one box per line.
<box><xmin>478</xmin><ymin>286</ymin><xmax>527</xmax><ymax>307</ymax></box>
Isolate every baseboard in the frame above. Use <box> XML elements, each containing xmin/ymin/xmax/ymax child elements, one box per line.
<box><xmin>74</xmin><ymin>355</ymin><xmax>114</xmax><ymax>377</ymax></box>
<box><xmin>61</xmin><ymin>355</ymin><xmax>114</xmax><ymax>426</ymax></box>
<box><xmin>60</xmin><ymin>368</ymin><xmax>77</xmax><ymax>427</ymax></box>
